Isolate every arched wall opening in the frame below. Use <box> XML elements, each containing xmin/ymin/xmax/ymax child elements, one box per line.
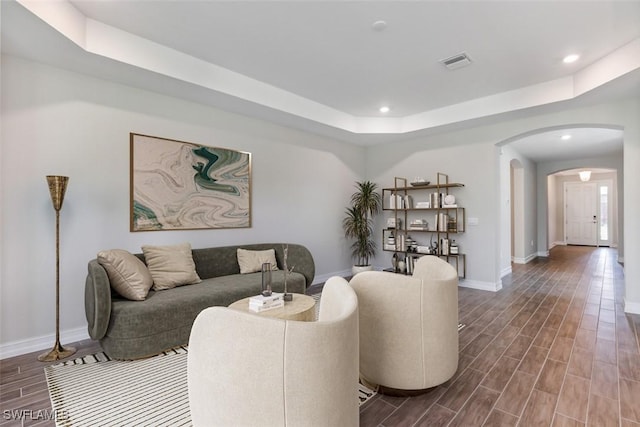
<box><xmin>496</xmin><ymin>124</ymin><xmax>624</xmax><ymax>280</ymax></box>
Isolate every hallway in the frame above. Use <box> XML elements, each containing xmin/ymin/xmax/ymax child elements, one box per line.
<box><xmin>360</xmin><ymin>245</ymin><xmax>640</xmax><ymax>426</ymax></box>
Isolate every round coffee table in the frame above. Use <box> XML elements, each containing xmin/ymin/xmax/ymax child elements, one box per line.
<box><xmin>228</xmin><ymin>293</ymin><xmax>316</xmax><ymax>322</ymax></box>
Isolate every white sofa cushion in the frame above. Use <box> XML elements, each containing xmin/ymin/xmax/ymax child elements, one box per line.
<box><xmin>236</xmin><ymin>248</ymin><xmax>278</xmax><ymax>274</ymax></box>
<box><xmin>141</xmin><ymin>242</ymin><xmax>201</xmax><ymax>290</ymax></box>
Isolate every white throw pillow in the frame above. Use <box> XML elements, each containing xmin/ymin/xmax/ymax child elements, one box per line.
<box><xmin>237</xmin><ymin>248</ymin><xmax>279</xmax><ymax>274</ymax></box>
<box><xmin>97</xmin><ymin>249</ymin><xmax>153</xmax><ymax>301</ymax></box>
<box><xmin>141</xmin><ymin>242</ymin><xmax>202</xmax><ymax>290</ymax></box>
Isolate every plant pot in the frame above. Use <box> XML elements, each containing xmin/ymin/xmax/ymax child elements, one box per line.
<box><xmin>352</xmin><ymin>265</ymin><xmax>374</xmax><ymax>275</ymax></box>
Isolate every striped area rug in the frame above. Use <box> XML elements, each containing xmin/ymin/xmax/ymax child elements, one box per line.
<box><xmin>45</xmin><ymin>347</ymin><xmax>377</xmax><ymax>426</ymax></box>
<box><xmin>45</xmin><ymin>347</ymin><xmax>190</xmax><ymax>427</ymax></box>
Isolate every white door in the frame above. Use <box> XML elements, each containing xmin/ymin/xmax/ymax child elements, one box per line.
<box><xmin>565</xmin><ymin>182</ymin><xmax>598</xmax><ymax>246</ymax></box>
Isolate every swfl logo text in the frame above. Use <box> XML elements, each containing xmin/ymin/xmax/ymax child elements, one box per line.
<box><xmin>2</xmin><ymin>409</ymin><xmax>69</xmax><ymax>421</ymax></box>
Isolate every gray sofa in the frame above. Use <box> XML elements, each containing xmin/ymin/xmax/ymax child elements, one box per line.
<box><xmin>85</xmin><ymin>243</ymin><xmax>315</xmax><ymax>360</ymax></box>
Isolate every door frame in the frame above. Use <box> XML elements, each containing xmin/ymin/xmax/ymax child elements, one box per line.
<box><xmin>563</xmin><ymin>179</ymin><xmax>613</xmax><ymax>247</ymax></box>
<box><xmin>596</xmin><ymin>179</ymin><xmax>614</xmax><ymax>247</ymax></box>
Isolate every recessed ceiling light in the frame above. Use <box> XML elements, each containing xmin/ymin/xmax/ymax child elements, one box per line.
<box><xmin>563</xmin><ymin>54</ymin><xmax>580</xmax><ymax>64</ymax></box>
<box><xmin>379</xmin><ymin>106</ymin><xmax>390</xmax><ymax>113</ymax></box>
<box><xmin>372</xmin><ymin>20</ymin><xmax>387</xmax><ymax>32</ymax></box>
<box><xmin>561</xmin><ymin>134</ymin><xmax>572</xmax><ymax>140</ymax></box>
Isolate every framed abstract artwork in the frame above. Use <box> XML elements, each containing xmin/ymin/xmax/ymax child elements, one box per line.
<box><xmin>130</xmin><ymin>133</ymin><xmax>252</xmax><ymax>231</ymax></box>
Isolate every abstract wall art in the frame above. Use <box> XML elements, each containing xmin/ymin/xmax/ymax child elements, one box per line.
<box><xmin>130</xmin><ymin>133</ymin><xmax>251</xmax><ymax>231</ymax></box>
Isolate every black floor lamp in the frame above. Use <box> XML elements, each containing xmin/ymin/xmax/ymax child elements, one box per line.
<box><xmin>38</xmin><ymin>176</ymin><xmax>76</xmax><ymax>362</ymax></box>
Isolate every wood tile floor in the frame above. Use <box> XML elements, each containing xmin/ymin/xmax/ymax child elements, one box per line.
<box><xmin>1</xmin><ymin>246</ymin><xmax>638</xmax><ymax>426</ymax></box>
<box><xmin>360</xmin><ymin>246</ymin><xmax>640</xmax><ymax>427</ymax></box>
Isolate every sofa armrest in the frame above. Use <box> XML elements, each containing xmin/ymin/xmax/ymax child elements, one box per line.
<box><xmin>84</xmin><ymin>259</ymin><xmax>112</xmax><ymax>340</ymax></box>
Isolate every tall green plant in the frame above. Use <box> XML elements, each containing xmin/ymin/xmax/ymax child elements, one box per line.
<box><xmin>342</xmin><ymin>181</ymin><xmax>381</xmax><ymax>266</ymax></box>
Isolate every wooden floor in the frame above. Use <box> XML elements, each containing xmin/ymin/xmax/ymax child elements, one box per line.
<box><xmin>360</xmin><ymin>246</ymin><xmax>640</xmax><ymax>427</ymax></box>
<box><xmin>1</xmin><ymin>246</ymin><xmax>638</xmax><ymax>426</ymax></box>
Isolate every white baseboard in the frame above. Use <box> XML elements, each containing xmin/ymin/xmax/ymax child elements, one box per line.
<box><xmin>459</xmin><ymin>279</ymin><xmax>502</xmax><ymax>292</ymax></box>
<box><xmin>0</xmin><ymin>327</ymin><xmax>90</xmax><ymax>360</ymax></box>
<box><xmin>552</xmin><ymin>241</ymin><xmax>566</xmax><ymax>248</ymax></box>
<box><xmin>624</xmin><ymin>299</ymin><xmax>640</xmax><ymax>315</ymax></box>
<box><xmin>538</xmin><ymin>250</ymin><xmax>550</xmax><ymax>257</ymax></box>
<box><xmin>500</xmin><ymin>266</ymin><xmax>512</xmax><ymax>278</ymax></box>
<box><xmin>512</xmin><ymin>253</ymin><xmax>538</xmax><ymax>265</ymax></box>
<box><xmin>313</xmin><ymin>269</ymin><xmax>352</xmax><ymax>285</ymax></box>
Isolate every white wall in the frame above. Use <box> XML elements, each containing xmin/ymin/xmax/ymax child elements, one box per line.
<box><xmin>499</xmin><ymin>146</ymin><xmax>537</xmax><ymax>267</ymax></box>
<box><xmin>0</xmin><ymin>55</ymin><xmax>365</xmax><ymax>356</ymax></box>
<box><xmin>367</xmin><ymin>133</ymin><xmax>502</xmax><ymax>291</ymax></box>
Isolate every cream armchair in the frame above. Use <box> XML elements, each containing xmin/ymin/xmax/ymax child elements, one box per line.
<box><xmin>187</xmin><ymin>276</ymin><xmax>359</xmax><ymax>427</ymax></box>
<box><xmin>350</xmin><ymin>255</ymin><xmax>458</xmax><ymax>393</ymax></box>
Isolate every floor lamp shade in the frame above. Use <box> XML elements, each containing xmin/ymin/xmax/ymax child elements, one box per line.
<box><xmin>47</xmin><ymin>175</ymin><xmax>69</xmax><ymax>211</ymax></box>
<box><xmin>39</xmin><ymin>176</ymin><xmax>76</xmax><ymax>362</ymax></box>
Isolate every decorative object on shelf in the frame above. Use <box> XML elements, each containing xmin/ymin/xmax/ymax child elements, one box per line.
<box><xmin>39</xmin><ymin>176</ymin><xmax>76</xmax><ymax>362</ymax></box>
<box><xmin>436</xmin><ymin>213</ymin><xmax>449</xmax><ymax>231</ymax></box>
<box><xmin>386</xmin><ymin>231</ymin><xmax>396</xmax><ymax>250</ymax></box>
<box><xmin>443</xmin><ymin>194</ymin><xmax>456</xmax><ymax>206</ymax></box>
<box><xmin>389</xmin><ymin>192</ymin><xmax>404</xmax><ymax>209</ymax></box>
<box><xmin>441</xmin><ymin>238</ymin><xmax>449</xmax><ymax>255</ymax></box>
<box><xmin>386</xmin><ymin>217</ymin><xmax>401</xmax><ymax>229</ymax></box>
<box><xmin>409</xmin><ymin>219</ymin><xmax>428</xmax><ymax>231</ymax></box>
<box><xmin>430</xmin><ymin>192</ymin><xmax>443</xmax><ymax>208</ymax></box>
<box><xmin>130</xmin><ymin>133</ymin><xmax>251</xmax><ymax>231</ymax></box>
<box><xmin>410</xmin><ymin>176</ymin><xmax>430</xmax><ymax>186</ymax></box>
<box><xmin>403</xmin><ymin>194</ymin><xmax>413</xmax><ymax>209</ymax></box>
<box><xmin>450</xmin><ymin>240</ymin><xmax>459</xmax><ymax>255</ymax></box>
<box><xmin>282</xmin><ymin>244</ymin><xmax>294</xmax><ymax>301</ymax></box>
<box><xmin>343</xmin><ymin>181</ymin><xmax>381</xmax><ymax>275</ymax></box>
<box><xmin>261</xmin><ymin>262</ymin><xmax>272</xmax><ymax>297</ymax></box>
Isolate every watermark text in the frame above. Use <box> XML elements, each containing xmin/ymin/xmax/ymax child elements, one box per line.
<box><xmin>3</xmin><ymin>409</ymin><xmax>69</xmax><ymax>421</ymax></box>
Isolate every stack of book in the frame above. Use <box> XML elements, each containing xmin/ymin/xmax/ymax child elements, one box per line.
<box><xmin>409</xmin><ymin>219</ymin><xmax>428</xmax><ymax>231</ymax></box>
<box><xmin>249</xmin><ymin>293</ymin><xmax>284</xmax><ymax>312</ymax></box>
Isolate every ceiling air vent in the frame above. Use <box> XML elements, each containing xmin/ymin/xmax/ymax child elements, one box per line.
<box><xmin>440</xmin><ymin>52</ymin><xmax>472</xmax><ymax>70</ymax></box>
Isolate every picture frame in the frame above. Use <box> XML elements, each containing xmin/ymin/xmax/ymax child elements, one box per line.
<box><xmin>130</xmin><ymin>133</ymin><xmax>252</xmax><ymax>231</ymax></box>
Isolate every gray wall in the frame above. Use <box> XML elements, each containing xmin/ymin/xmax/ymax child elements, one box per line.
<box><xmin>0</xmin><ymin>55</ymin><xmax>365</xmax><ymax>354</ymax></box>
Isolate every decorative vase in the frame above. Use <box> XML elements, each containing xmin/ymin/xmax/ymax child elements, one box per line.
<box><xmin>261</xmin><ymin>263</ymin><xmax>272</xmax><ymax>296</ymax></box>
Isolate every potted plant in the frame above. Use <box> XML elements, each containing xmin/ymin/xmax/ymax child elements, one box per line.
<box><xmin>343</xmin><ymin>181</ymin><xmax>381</xmax><ymax>275</ymax></box>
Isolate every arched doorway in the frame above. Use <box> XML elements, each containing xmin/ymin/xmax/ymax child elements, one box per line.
<box><xmin>497</xmin><ymin>125</ymin><xmax>623</xmax><ymax>276</ymax></box>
